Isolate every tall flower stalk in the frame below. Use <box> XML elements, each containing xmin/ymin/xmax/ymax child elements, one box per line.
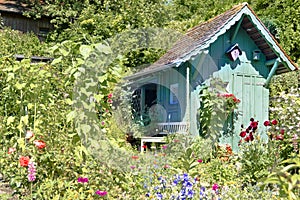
<box><xmin>27</xmin><ymin>161</ymin><xmax>36</xmax><ymax>182</ymax></box>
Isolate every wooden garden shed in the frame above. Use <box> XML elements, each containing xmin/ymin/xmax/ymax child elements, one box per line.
<box><xmin>126</xmin><ymin>3</ymin><xmax>298</xmax><ymax>150</ymax></box>
<box><xmin>0</xmin><ymin>0</ymin><xmax>52</xmax><ymax>40</ymax></box>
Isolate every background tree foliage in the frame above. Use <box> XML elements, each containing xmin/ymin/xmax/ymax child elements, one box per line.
<box><xmin>18</xmin><ymin>0</ymin><xmax>300</xmax><ymax>66</ymax></box>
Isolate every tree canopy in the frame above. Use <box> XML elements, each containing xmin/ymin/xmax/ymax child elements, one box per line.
<box><xmin>6</xmin><ymin>0</ymin><xmax>300</xmax><ymax>65</ymax></box>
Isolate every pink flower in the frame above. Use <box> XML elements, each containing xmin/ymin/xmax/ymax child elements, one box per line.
<box><xmin>78</xmin><ymin>177</ymin><xmax>89</xmax><ymax>183</ymax></box>
<box><xmin>101</xmin><ymin>121</ymin><xmax>105</xmax><ymax>126</ymax></box>
<box><xmin>212</xmin><ymin>183</ymin><xmax>219</xmax><ymax>191</ymax></box>
<box><xmin>163</xmin><ymin>164</ymin><xmax>170</xmax><ymax>169</ymax></box>
<box><xmin>33</xmin><ymin>140</ymin><xmax>46</xmax><ymax>149</ymax></box>
<box><xmin>25</xmin><ymin>130</ymin><xmax>34</xmax><ymax>139</ymax></box>
<box><xmin>95</xmin><ymin>190</ymin><xmax>107</xmax><ymax>197</ymax></box>
<box><xmin>27</xmin><ymin>161</ymin><xmax>36</xmax><ymax>182</ymax></box>
<box><xmin>263</xmin><ymin>121</ymin><xmax>270</xmax><ymax>126</ymax></box>
<box><xmin>107</xmin><ymin>99</ymin><xmax>113</xmax><ymax>104</ymax></box>
<box><xmin>130</xmin><ymin>165</ymin><xmax>135</xmax><ymax>169</ymax></box>
<box><xmin>108</xmin><ymin>93</ymin><xmax>113</xmax><ymax>99</ymax></box>
<box><xmin>197</xmin><ymin>159</ymin><xmax>203</xmax><ymax>163</ymax></box>
<box><xmin>162</xmin><ymin>145</ymin><xmax>167</xmax><ymax>149</ymax></box>
<box><xmin>271</xmin><ymin>119</ymin><xmax>278</xmax><ymax>125</ymax></box>
<box><xmin>8</xmin><ymin>147</ymin><xmax>16</xmax><ymax>154</ymax></box>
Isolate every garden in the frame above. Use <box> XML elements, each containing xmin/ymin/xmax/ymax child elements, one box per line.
<box><xmin>1</xmin><ymin>0</ymin><xmax>300</xmax><ymax>199</ymax></box>
<box><xmin>0</xmin><ymin>27</ymin><xmax>299</xmax><ymax>200</ymax></box>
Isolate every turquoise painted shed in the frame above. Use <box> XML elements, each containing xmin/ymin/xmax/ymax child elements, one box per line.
<box><xmin>126</xmin><ymin>3</ymin><xmax>298</xmax><ymax>150</ymax></box>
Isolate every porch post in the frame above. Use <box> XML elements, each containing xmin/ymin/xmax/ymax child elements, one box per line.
<box><xmin>265</xmin><ymin>58</ymin><xmax>280</xmax><ymax>88</ymax></box>
<box><xmin>186</xmin><ymin>65</ymin><xmax>190</xmax><ymax>132</ymax></box>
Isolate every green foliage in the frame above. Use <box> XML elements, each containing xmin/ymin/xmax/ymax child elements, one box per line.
<box><xmin>200</xmin><ymin>158</ymin><xmax>239</xmax><ymax>186</ymax></box>
<box><xmin>253</xmin><ymin>0</ymin><xmax>300</xmax><ymax>64</ymax></box>
<box><xmin>264</xmin><ymin>156</ymin><xmax>300</xmax><ymax>200</ymax></box>
<box><xmin>237</xmin><ymin>139</ymin><xmax>280</xmax><ymax>184</ymax></box>
<box><xmin>198</xmin><ymin>78</ymin><xmax>240</xmax><ymax>141</ymax></box>
<box><xmin>0</xmin><ymin>28</ymin><xmax>47</xmax><ymax>57</ymax></box>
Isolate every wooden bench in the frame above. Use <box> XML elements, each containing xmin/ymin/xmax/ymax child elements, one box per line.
<box><xmin>140</xmin><ymin>122</ymin><xmax>189</xmax><ymax>152</ymax></box>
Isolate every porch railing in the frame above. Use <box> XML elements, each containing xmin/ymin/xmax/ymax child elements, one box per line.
<box><xmin>156</xmin><ymin>122</ymin><xmax>189</xmax><ymax>134</ymax></box>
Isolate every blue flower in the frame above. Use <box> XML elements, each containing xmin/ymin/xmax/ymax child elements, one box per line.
<box><xmin>187</xmin><ymin>189</ymin><xmax>194</xmax><ymax>198</ymax></box>
<box><xmin>156</xmin><ymin>192</ymin><xmax>163</xmax><ymax>200</ymax></box>
<box><xmin>186</xmin><ymin>181</ymin><xmax>193</xmax><ymax>190</ymax></box>
<box><xmin>172</xmin><ymin>179</ymin><xmax>179</xmax><ymax>186</ymax></box>
<box><xmin>145</xmin><ymin>193</ymin><xmax>150</xmax><ymax>197</ymax></box>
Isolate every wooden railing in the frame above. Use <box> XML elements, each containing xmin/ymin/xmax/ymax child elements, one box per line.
<box><xmin>156</xmin><ymin>122</ymin><xmax>189</xmax><ymax>134</ymax></box>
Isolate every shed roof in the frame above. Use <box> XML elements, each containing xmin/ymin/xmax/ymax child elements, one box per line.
<box><xmin>0</xmin><ymin>0</ymin><xmax>28</xmax><ymax>14</ymax></box>
<box><xmin>128</xmin><ymin>2</ymin><xmax>297</xmax><ymax>79</ymax></box>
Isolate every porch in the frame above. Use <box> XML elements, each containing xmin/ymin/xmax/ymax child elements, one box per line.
<box><xmin>140</xmin><ymin>122</ymin><xmax>189</xmax><ymax>152</ymax></box>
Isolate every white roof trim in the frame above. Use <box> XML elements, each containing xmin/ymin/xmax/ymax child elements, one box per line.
<box><xmin>175</xmin><ymin>6</ymin><xmax>296</xmax><ymax>71</ymax></box>
<box><xmin>244</xmin><ymin>9</ymin><xmax>296</xmax><ymax>71</ymax></box>
<box><xmin>125</xmin><ymin>51</ymin><xmax>208</xmax><ymax>80</ymax></box>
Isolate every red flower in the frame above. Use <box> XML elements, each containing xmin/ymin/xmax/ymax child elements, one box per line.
<box><xmin>233</xmin><ymin>97</ymin><xmax>241</xmax><ymax>103</ymax></box>
<box><xmin>197</xmin><ymin>159</ymin><xmax>203</xmax><ymax>163</ymax></box>
<box><xmin>239</xmin><ymin>131</ymin><xmax>246</xmax><ymax>138</ymax></box>
<box><xmin>263</xmin><ymin>121</ymin><xmax>270</xmax><ymax>126</ymax></box>
<box><xmin>245</xmin><ymin>136</ymin><xmax>250</xmax><ymax>142</ymax></box>
<box><xmin>142</xmin><ymin>145</ymin><xmax>147</xmax><ymax>149</ymax></box>
<box><xmin>276</xmin><ymin>135</ymin><xmax>284</xmax><ymax>140</ymax></box>
<box><xmin>108</xmin><ymin>93</ymin><xmax>113</xmax><ymax>99</ymax></box>
<box><xmin>280</xmin><ymin>129</ymin><xmax>285</xmax><ymax>135</ymax></box>
<box><xmin>250</xmin><ymin>121</ymin><xmax>258</xmax><ymax>129</ymax></box>
<box><xmin>8</xmin><ymin>147</ymin><xmax>16</xmax><ymax>154</ymax></box>
<box><xmin>19</xmin><ymin>156</ymin><xmax>30</xmax><ymax>167</ymax></box>
<box><xmin>249</xmin><ymin>133</ymin><xmax>254</xmax><ymax>141</ymax></box>
<box><xmin>33</xmin><ymin>140</ymin><xmax>46</xmax><ymax>149</ymax></box>
<box><xmin>131</xmin><ymin>155</ymin><xmax>139</xmax><ymax>160</ymax></box>
<box><xmin>271</xmin><ymin>119</ymin><xmax>278</xmax><ymax>125</ymax></box>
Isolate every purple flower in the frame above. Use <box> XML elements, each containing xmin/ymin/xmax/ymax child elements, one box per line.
<box><xmin>95</xmin><ymin>190</ymin><xmax>107</xmax><ymax>197</ymax></box>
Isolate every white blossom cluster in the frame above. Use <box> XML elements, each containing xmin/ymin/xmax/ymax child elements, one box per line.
<box><xmin>269</xmin><ymin>88</ymin><xmax>300</xmax><ymax>137</ymax></box>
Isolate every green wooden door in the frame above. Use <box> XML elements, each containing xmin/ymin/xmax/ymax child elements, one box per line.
<box><xmin>232</xmin><ymin>73</ymin><xmax>269</xmax><ymax>142</ymax></box>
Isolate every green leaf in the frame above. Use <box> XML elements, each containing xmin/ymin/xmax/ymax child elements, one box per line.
<box><xmin>79</xmin><ymin>45</ymin><xmax>92</xmax><ymax>59</ymax></box>
<box><xmin>15</xmin><ymin>82</ymin><xmax>26</xmax><ymax>90</ymax></box>
<box><xmin>94</xmin><ymin>43</ymin><xmax>112</xmax><ymax>54</ymax></box>
<box><xmin>51</xmin><ymin>56</ymin><xmax>63</xmax><ymax>65</ymax></box>
<box><xmin>6</xmin><ymin>116</ymin><xmax>15</xmax><ymax>125</ymax></box>
<box><xmin>66</xmin><ymin>111</ymin><xmax>76</xmax><ymax>123</ymax></box>
<box><xmin>59</xmin><ymin>48</ymin><xmax>69</xmax><ymax>57</ymax></box>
